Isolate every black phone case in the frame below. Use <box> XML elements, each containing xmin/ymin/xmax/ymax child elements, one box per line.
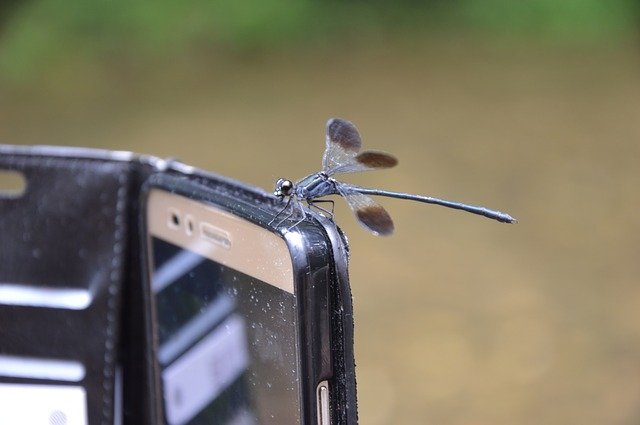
<box><xmin>0</xmin><ymin>145</ymin><xmax>357</xmax><ymax>425</ymax></box>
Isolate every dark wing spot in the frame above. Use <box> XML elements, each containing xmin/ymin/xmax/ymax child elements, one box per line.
<box><xmin>327</xmin><ymin>118</ymin><xmax>362</xmax><ymax>153</ymax></box>
<box><xmin>356</xmin><ymin>205</ymin><xmax>394</xmax><ymax>236</ymax></box>
<box><xmin>355</xmin><ymin>151</ymin><xmax>398</xmax><ymax>169</ymax></box>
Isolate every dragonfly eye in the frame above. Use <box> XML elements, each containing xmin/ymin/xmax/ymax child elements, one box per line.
<box><xmin>274</xmin><ymin>178</ymin><xmax>294</xmax><ymax>197</ymax></box>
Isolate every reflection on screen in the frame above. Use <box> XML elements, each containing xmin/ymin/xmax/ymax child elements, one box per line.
<box><xmin>150</xmin><ymin>237</ymin><xmax>301</xmax><ymax>425</ymax></box>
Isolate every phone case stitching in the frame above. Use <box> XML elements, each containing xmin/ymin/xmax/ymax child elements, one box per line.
<box><xmin>101</xmin><ymin>171</ymin><xmax>128</xmax><ymax>425</ymax></box>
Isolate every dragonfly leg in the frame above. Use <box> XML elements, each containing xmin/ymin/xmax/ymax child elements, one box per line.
<box><xmin>286</xmin><ymin>199</ymin><xmax>308</xmax><ymax>231</ymax></box>
<box><xmin>273</xmin><ymin>197</ymin><xmax>306</xmax><ymax>229</ymax></box>
<box><xmin>269</xmin><ymin>196</ymin><xmax>293</xmax><ymax>226</ymax></box>
<box><xmin>307</xmin><ymin>199</ymin><xmax>335</xmax><ymax>219</ymax></box>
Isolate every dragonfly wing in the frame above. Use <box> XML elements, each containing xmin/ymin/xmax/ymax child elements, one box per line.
<box><xmin>322</xmin><ymin>118</ymin><xmax>362</xmax><ymax>172</ymax></box>
<box><xmin>336</xmin><ymin>183</ymin><xmax>394</xmax><ymax>236</ymax></box>
<box><xmin>327</xmin><ymin>149</ymin><xmax>398</xmax><ymax>175</ymax></box>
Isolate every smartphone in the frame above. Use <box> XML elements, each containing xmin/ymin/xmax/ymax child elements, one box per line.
<box><xmin>141</xmin><ymin>174</ymin><xmax>357</xmax><ymax>425</ymax></box>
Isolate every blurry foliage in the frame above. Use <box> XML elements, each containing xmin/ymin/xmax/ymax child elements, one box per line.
<box><xmin>0</xmin><ymin>0</ymin><xmax>637</xmax><ymax>84</ymax></box>
<box><xmin>455</xmin><ymin>0</ymin><xmax>638</xmax><ymax>40</ymax></box>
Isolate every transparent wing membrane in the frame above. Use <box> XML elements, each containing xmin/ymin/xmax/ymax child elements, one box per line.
<box><xmin>322</xmin><ymin>118</ymin><xmax>362</xmax><ymax>172</ymax></box>
<box><xmin>336</xmin><ymin>183</ymin><xmax>394</xmax><ymax>236</ymax></box>
<box><xmin>326</xmin><ymin>150</ymin><xmax>398</xmax><ymax>176</ymax></box>
<box><xmin>321</xmin><ymin>117</ymin><xmax>398</xmax><ymax>176</ymax></box>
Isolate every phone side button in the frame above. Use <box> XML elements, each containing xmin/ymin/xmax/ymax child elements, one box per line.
<box><xmin>316</xmin><ymin>380</ymin><xmax>331</xmax><ymax>425</ymax></box>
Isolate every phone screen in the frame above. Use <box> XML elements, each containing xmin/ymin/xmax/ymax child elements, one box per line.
<box><xmin>147</xmin><ymin>191</ymin><xmax>302</xmax><ymax>425</ymax></box>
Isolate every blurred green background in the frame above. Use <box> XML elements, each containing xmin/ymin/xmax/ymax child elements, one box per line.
<box><xmin>2</xmin><ymin>1</ymin><xmax>640</xmax><ymax>424</ymax></box>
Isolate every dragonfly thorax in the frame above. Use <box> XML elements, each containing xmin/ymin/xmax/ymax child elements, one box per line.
<box><xmin>294</xmin><ymin>172</ymin><xmax>338</xmax><ymax>200</ymax></box>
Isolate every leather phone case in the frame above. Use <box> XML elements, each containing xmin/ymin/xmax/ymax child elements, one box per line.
<box><xmin>0</xmin><ymin>145</ymin><xmax>357</xmax><ymax>425</ymax></box>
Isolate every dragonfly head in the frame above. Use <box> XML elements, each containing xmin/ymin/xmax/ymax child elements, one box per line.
<box><xmin>274</xmin><ymin>178</ymin><xmax>294</xmax><ymax>198</ymax></box>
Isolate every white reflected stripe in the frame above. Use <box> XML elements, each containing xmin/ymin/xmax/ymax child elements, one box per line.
<box><xmin>0</xmin><ymin>355</ymin><xmax>86</xmax><ymax>382</ymax></box>
<box><xmin>163</xmin><ymin>315</ymin><xmax>249</xmax><ymax>425</ymax></box>
<box><xmin>152</xmin><ymin>247</ymin><xmax>207</xmax><ymax>293</ymax></box>
<box><xmin>0</xmin><ymin>383</ymin><xmax>87</xmax><ymax>425</ymax></box>
<box><xmin>0</xmin><ymin>284</ymin><xmax>92</xmax><ymax>309</ymax></box>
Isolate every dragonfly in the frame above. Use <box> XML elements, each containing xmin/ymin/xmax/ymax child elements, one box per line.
<box><xmin>271</xmin><ymin>118</ymin><xmax>516</xmax><ymax>236</ymax></box>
